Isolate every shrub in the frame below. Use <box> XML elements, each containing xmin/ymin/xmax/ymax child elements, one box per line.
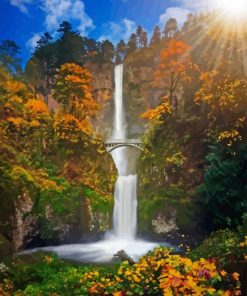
<box><xmin>189</xmin><ymin>230</ymin><xmax>247</xmax><ymax>267</ymax></box>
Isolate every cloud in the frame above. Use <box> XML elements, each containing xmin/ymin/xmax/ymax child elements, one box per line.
<box><xmin>9</xmin><ymin>0</ymin><xmax>33</xmax><ymax>13</ymax></box>
<box><xmin>9</xmin><ymin>0</ymin><xmax>94</xmax><ymax>36</ymax></box>
<box><xmin>42</xmin><ymin>0</ymin><xmax>94</xmax><ymax>35</ymax></box>
<box><xmin>99</xmin><ymin>18</ymin><xmax>137</xmax><ymax>44</ymax></box>
<box><xmin>159</xmin><ymin>6</ymin><xmax>192</xmax><ymax>27</ymax></box>
<box><xmin>173</xmin><ymin>0</ymin><xmax>212</xmax><ymax>12</ymax></box>
<box><xmin>26</xmin><ymin>33</ymin><xmax>41</xmax><ymax>50</ymax></box>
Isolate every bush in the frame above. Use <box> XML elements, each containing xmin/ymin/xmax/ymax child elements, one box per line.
<box><xmin>3</xmin><ymin>248</ymin><xmax>242</xmax><ymax>295</ymax></box>
<box><xmin>189</xmin><ymin>230</ymin><xmax>247</xmax><ymax>267</ymax></box>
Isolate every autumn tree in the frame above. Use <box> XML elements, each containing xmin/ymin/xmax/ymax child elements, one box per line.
<box><xmin>155</xmin><ymin>40</ymin><xmax>193</xmax><ymax>110</ymax></box>
<box><xmin>195</xmin><ymin>71</ymin><xmax>247</xmax><ymax>146</ymax></box>
<box><xmin>53</xmin><ymin>63</ymin><xmax>99</xmax><ymax>142</ymax></box>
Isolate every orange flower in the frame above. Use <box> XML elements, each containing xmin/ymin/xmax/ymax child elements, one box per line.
<box><xmin>220</xmin><ymin>270</ymin><xmax>227</xmax><ymax>277</ymax></box>
<box><xmin>232</xmin><ymin>272</ymin><xmax>240</xmax><ymax>281</ymax></box>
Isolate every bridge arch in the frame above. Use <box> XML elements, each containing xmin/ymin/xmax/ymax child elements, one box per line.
<box><xmin>105</xmin><ymin>139</ymin><xmax>143</xmax><ymax>153</ymax></box>
<box><xmin>106</xmin><ymin>143</ymin><xmax>143</xmax><ymax>153</ymax></box>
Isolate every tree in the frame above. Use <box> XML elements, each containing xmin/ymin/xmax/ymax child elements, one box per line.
<box><xmin>154</xmin><ymin>40</ymin><xmax>193</xmax><ymax>110</ymax></box>
<box><xmin>195</xmin><ymin>71</ymin><xmax>247</xmax><ymax>146</ymax></box>
<box><xmin>36</xmin><ymin>32</ymin><xmax>53</xmax><ymax>48</ymax></box>
<box><xmin>33</xmin><ymin>32</ymin><xmax>57</xmax><ymax>104</ymax></box>
<box><xmin>56</xmin><ymin>22</ymin><xmax>85</xmax><ymax>66</ymax></box>
<box><xmin>53</xmin><ymin>63</ymin><xmax>99</xmax><ymax>138</ymax></box>
<box><xmin>116</xmin><ymin>40</ymin><xmax>126</xmax><ymax>63</ymax></box>
<box><xmin>140</xmin><ymin>31</ymin><xmax>148</xmax><ymax>48</ymax></box>
<box><xmin>82</xmin><ymin>37</ymin><xmax>100</xmax><ymax>62</ymax></box>
<box><xmin>25</xmin><ymin>57</ymin><xmax>44</xmax><ymax>99</ymax></box>
<box><xmin>197</xmin><ymin>143</ymin><xmax>247</xmax><ymax>230</ymax></box>
<box><xmin>150</xmin><ymin>26</ymin><xmax>161</xmax><ymax>46</ymax></box>
<box><xmin>57</xmin><ymin>21</ymin><xmax>73</xmax><ymax>37</ymax></box>
<box><xmin>136</xmin><ymin>26</ymin><xmax>148</xmax><ymax>48</ymax></box>
<box><xmin>0</xmin><ymin>40</ymin><xmax>21</xmax><ymax>74</ymax></box>
<box><xmin>163</xmin><ymin>18</ymin><xmax>178</xmax><ymax>39</ymax></box>
<box><xmin>100</xmin><ymin>40</ymin><xmax>115</xmax><ymax>63</ymax></box>
<box><xmin>127</xmin><ymin>33</ymin><xmax>137</xmax><ymax>54</ymax></box>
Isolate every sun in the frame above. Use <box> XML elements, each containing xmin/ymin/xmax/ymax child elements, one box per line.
<box><xmin>213</xmin><ymin>0</ymin><xmax>247</xmax><ymax>21</ymax></box>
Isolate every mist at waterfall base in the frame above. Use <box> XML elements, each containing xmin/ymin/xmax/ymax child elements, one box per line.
<box><xmin>22</xmin><ymin>65</ymin><xmax>168</xmax><ymax>263</ymax></box>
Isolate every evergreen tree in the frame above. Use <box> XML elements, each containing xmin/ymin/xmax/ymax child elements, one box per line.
<box><xmin>163</xmin><ymin>18</ymin><xmax>178</xmax><ymax>39</ymax></box>
<box><xmin>100</xmin><ymin>40</ymin><xmax>115</xmax><ymax>63</ymax></box>
<box><xmin>57</xmin><ymin>21</ymin><xmax>73</xmax><ymax>37</ymax></box>
<box><xmin>0</xmin><ymin>40</ymin><xmax>21</xmax><ymax>74</ymax></box>
<box><xmin>197</xmin><ymin>143</ymin><xmax>247</xmax><ymax>231</ymax></box>
<box><xmin>150</xmin><ymin>25</ymin><xmax>161</xmax><ymax>46</ymax></box>
<box><xmin>127</xmin><ymin>33</ymin><xmax>137</xmax><ymax>53</ymax></box>
<box><xmin>141</xmin><ymin>31</ymin><xmax>148</xmax><ymax>48</ymax></box>
<box><xmin>33</xmin><ymin>33</ymin><xmax>57</xmax><ymax>104</ymax></box>
<box><xmin>116</xmin><ymin>40</ymin><xmax>126</xmax><ymax>62</ymax></box>
<box><xmin>56</xmin><ymin>21</ymin><xmax>85</xmax><ymax>65</ymax></box>
<box><xmin>82</xmin><ymin>37</ymin><xmax>100</xmax><ymax>62</ymax></box>
<box><xmin>36</xmin><ymin>32</ymin><xmax>53</xmax><ymax>48</ymax></box>
<box><xmin>136</xmin><ymin>26</ymin><xmax>148</xmax><ymax>48</ymax></box>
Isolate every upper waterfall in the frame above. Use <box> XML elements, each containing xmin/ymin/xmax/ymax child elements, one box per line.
<box><xmin>113</xmin><ymin>64</ymin><xmax>125</xmax><ymax>140</ymax></box>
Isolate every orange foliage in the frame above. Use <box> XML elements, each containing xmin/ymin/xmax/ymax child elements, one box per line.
<box><xmin>25</xmin><ymin>99</ymin><xmax>49</xmax><ymax>115</ymax></box>
<box><xmin>154</xmin><ymin>40</ymin><xmax>193</xmax><ymax>93</ymax></box>
<box><xmin>54</xmin><ymin>63</ymin><xmax>99</xmax><ymax>119</ymax></box>
<box><xmin>142</xmin><ymin>40</ymin><xmax>196</xmax><ymax>122</ymax></box>
<box><xmin>54</xmin><ymin>112</ymin><xmax>92</xmax><ymax>144</ymax></box>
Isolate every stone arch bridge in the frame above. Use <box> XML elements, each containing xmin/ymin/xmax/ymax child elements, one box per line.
<box><xmin>105</xmin><ymin>139</ymin><xmax>143</xmax><ymax>153</ymax></box>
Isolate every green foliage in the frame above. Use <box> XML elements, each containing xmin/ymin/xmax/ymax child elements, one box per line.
<box><xmin>9</xmin><ymin>254</ymin><xmax>101</xmax><ymax>295</ymax></box>
<box><xmin>197</xmin><ymin>143</ymin><xmax>247</xmax><ymax>231</ymax></box>
<box><xmin>189</xmin><ymin>230</ymin><xmax>247</xmax><ymax>267</ymax></box>
<box><xmin>138</xmin><ymin>184</ymin><xmax>193</xmax><ymax>233</ymax></box>
<box><xmin>2</xmin><ymin>248</ymin><xmax>241</xmax><ymax>295</ymax></box>
<box><xmin>84</xmin><ymin>187</ymin><xmax>113</xmax><ymax>214</ymax></box>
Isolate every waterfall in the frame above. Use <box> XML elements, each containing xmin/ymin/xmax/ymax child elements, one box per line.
<box><xmin>24</xmin><ymin>64</ymin><xmax>162</xmax><ymax>263</ymax></box>
<box><xmin>111</xmin><ymin>64</ymin><xmax>137</xmax><ymax>240</ymax></box>
<box><xmin>113</xmin><ymin>64</ymin><xmax>125</xmax><ymax>140</ymax></box>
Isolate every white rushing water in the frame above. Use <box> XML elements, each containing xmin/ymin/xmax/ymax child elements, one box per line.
<box><xmin>111</xmin><ymin>64</ymin><xmax>137</xmax><ymax>240</ymax></box>
<box><xmin>113</xmin><ymin>64</ymin><xmax>125</xmax><ymax>140</ymax></box>
<box><xmin>22</xmin><ymin>64</ymin><xmax>166</xmax><ymax>262</ymax></box>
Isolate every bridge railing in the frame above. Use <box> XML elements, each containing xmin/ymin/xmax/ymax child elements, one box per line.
<box><xmin>105</xmin><ymin>139</ymin><xmax>142</xmax><ymax>145</ymax></box>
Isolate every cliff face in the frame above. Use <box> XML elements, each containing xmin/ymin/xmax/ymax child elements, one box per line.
<box><xmin>86</xmin><ymin>57</ymin><xmax>160</xmax><ymax>140</ymax></box>
<box><xmin>12</xmin><ymin>191</ymin><xmax>37</xmax><ymax>251</ymax></box>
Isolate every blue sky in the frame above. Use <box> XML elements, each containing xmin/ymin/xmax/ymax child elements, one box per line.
<box><xmin>0</xmin><ymin>0</ymin><xmax>207</xmax><ymax>63</ymax></box>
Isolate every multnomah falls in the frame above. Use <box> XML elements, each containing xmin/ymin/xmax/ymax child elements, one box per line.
<box><xmin>1</xmin><ymin>2</ymin><xmax>247</xmax><ymax>293</ymax></box>
<box><xmin>23</xmin><ymin>64</ymin><xmax>159</xmax><ymax>262</ymax></box>
<box><xmin>111</xmin><ymin>64</ymin><xmax>137</xmax><ymax>240</ymax></box>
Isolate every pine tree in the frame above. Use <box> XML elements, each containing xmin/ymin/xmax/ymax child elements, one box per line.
<box><xmin>150</xmin><ymin>25</ymin><xmax>161</xmax><ymax>46</ymax></box>
<box><xmin>163</xmin><ymin>18</ymin><xmax>178</xmax><ymax>39</ymax></box>
<box><xmin>127</xmin><ymin>33</ymin><xmax>137</xmax><ymax>53</ymax></box>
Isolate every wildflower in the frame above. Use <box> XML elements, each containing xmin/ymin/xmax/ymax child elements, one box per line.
<box><xmin>220</xmin><ymin>270</ymin><xmax>227</xmax><ymax>277</ymax></box>
<box><xmin>232</xmin><ymin>272</ymin><xmax>240</xmax><ymax>281</ymax></box>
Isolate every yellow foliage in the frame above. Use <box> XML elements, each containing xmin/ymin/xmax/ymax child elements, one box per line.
<box><xmin>141</xmin><ymin>97</ymin><xmax>172</xmax><ymax>121</ymax></box>
<box><xmin>54</xmin><ymin>63</ymin><xmax>99</xmax><ymax>120</ymax></box>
